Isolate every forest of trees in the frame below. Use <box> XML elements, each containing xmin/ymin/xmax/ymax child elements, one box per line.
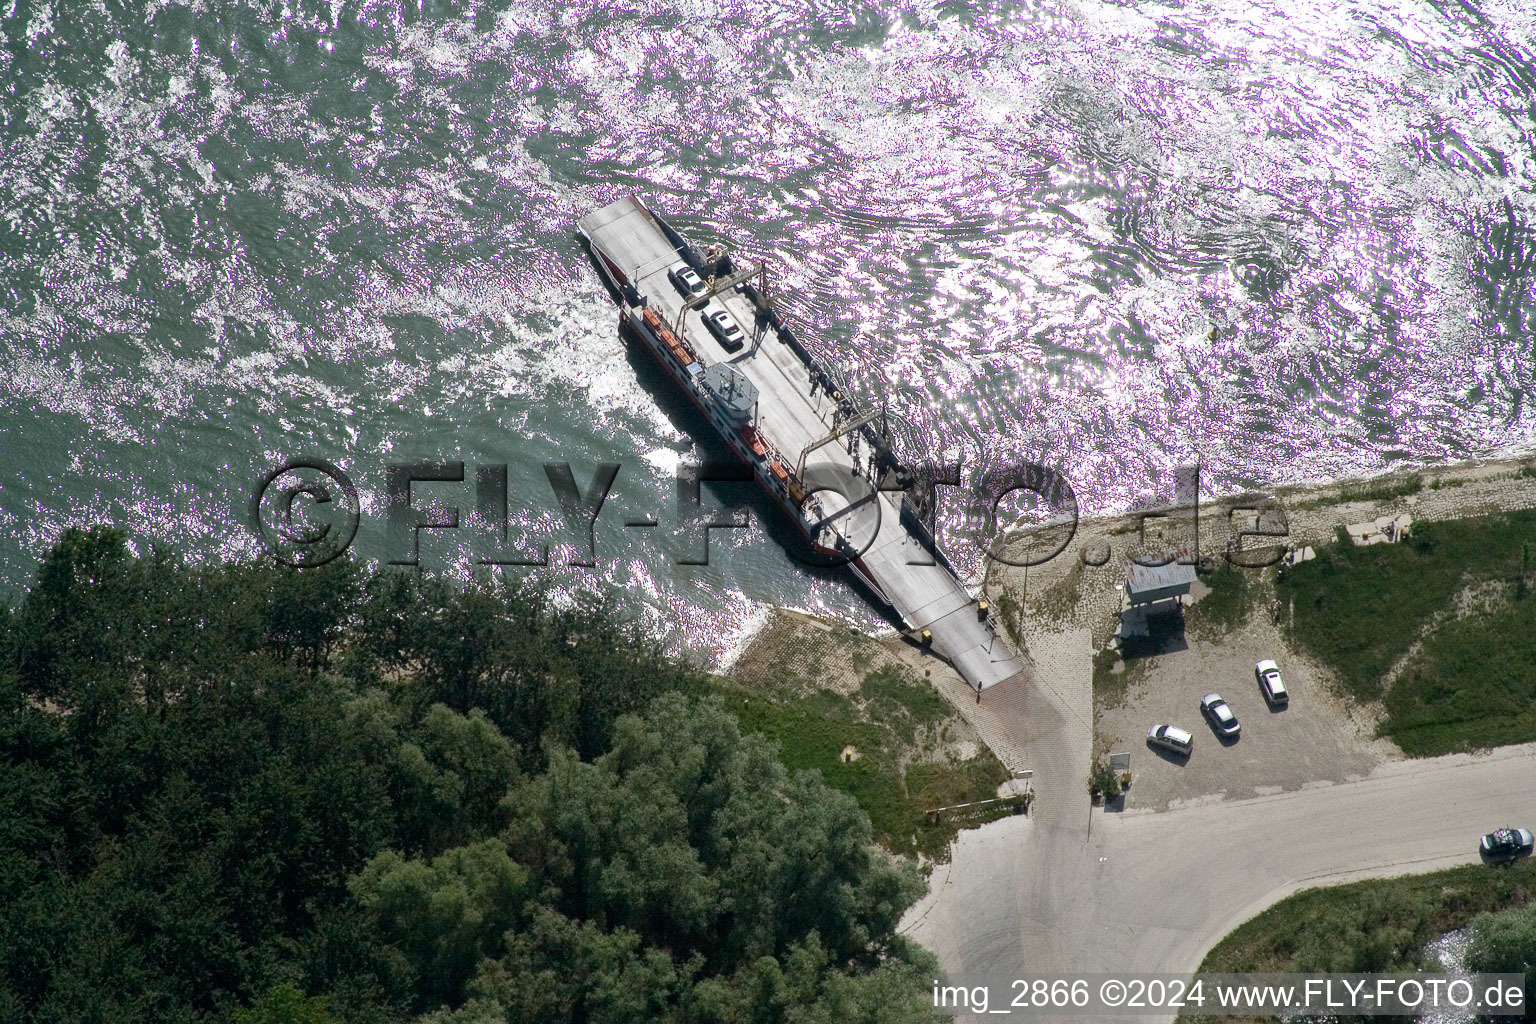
<box><xmin>0</xmin><ymin>528</ymin><xmax>939</xmax><ymax>1023</ymax></box>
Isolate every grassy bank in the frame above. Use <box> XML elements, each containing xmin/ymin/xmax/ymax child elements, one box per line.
<box><xmin>1286</xmin><ymin>472</ymin><xmax>1424</xmax><ymax>511</ymax></box>
<box><xmin>1093</xmin><ymin>646</ymin><xmax>1151</xmax><ymax>710</ymax></box>
<box><xmin>719</xmin><ymin>665</ymin><xmax>1014</xmax><ymax>863</ymax></box>
<box><xmin>1181</xmin><ymin>858</ymin><xmax>1536</xmax><ymax>1024</ymax></box>
<box><xmin>1277</xmin><ymin>508</ymin><xmax>1536</xmax><ymax>755</ymax></box>
<box><xmin>1186</xmin><ymin>563</ymin><xmax>1259</xmax><ymax>640</ymax></box>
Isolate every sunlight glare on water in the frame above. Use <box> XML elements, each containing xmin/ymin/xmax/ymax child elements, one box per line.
<box><xmin>1</xmin><ymin>0</ymin><xmax>1533</xmax><ymax>661</ymax></box>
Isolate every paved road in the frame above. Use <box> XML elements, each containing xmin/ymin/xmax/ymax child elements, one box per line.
<box><xmin>904</xmin><ymin>740</ymin><xmax>1536</xmax><ymax>1022</ymax></box>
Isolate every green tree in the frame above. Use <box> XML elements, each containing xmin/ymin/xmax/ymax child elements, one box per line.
<box><xmin>350</xmin><ymin>576</ymin><xmax>705</xmax><ymax>771</ymax></box>
<box><xmin>1465</xmin><ymin>905</ymin><xmax>1536</xmax><ymax>1007</ymax></box>
<box><xmin>350</xmin><ymin>842</ymin><xmax>528</xmax><ymax>1008</ymax></box>
<box><xmin>1</xmin><ymin>529</ymin><xmax>937</xmax><ymax>1024</ymax></box>
<box><xmin>1089</xmin><ymin>757</ymin><xmax>1122</xmax><ymax>800</ymax></box>
<box><xmin>233</xmin><ymin>984</ymin><xmax>335</xmax><ymax>1024</ymax></box>
<box><xmin>356</xmin><ymin>694</ymin><xmax>934</xmax><ymax>1022</ymax></box>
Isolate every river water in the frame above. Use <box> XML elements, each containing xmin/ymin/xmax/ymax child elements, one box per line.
<box><xmin>2</xmin><ymin>0</ymin><xmax>1534</xmax><ymax>661</ymax></box>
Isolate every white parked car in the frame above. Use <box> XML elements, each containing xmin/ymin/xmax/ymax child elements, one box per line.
<box><xmin>1147</xmin><ymin>724</ymin><xmax>1193</xmax><ymax>757</ymax></box>
<box><xmin>667</xmin><ymin>262</ymin><xmax>707</xmax><ymax>299</ymax></box>
<box><xmin>1255</xmin><ymin>659</ymin><xmax>1288</xmax><ymax>706</ymax></box>
<box><xmin>702</xmin><ymin>306</ymin><xmax>745</xmax><ymax>352</ymax></box>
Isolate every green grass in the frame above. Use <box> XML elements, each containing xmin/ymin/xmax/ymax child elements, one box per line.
<box><xmin>1288</xmin><ymin>473</ymin><xmax>1424</xmax><ymax>511</ymax></box>
<box><xmin>719</xmin><ymin>666</ymin><xmax>1011</xmax><ymax>863</ymax></box>
<box><xmin>1092</xmin><ymin>646</ymin><xmax>1150</xmax><ymax>710</ymax></box>
<box><xmin>991</xmin><ymin>587</ymin><xmax>1026</xmax><ymax>647</ymax></box>
<box><xmin>1338</xmin><ymin>473</ymin><xmax>1423</xmax><ymax>503</ymax></box>
<box><xmin>1180</xmin><ymin>857</ymin><xmax>1536</xmax><ymax>1024</ymax></box>
<box><xmin>1277</xmin><ymin>510</ymin><xmax>1536</xmax><ymax>753</ymax></box>
<box><xmin>1029</xmin><ymin>562</ymin><xmax>1085</xmax><ymax>624</ymax></box>
<box><xmin>1092</xmin><ymin>647</ymin><xmax>1125</xmax><ymax>706</ymax></box>
<box><xmin>1186</xmin><ymin>564</ymin><xmax>1260</xmax><ymax>639</ymax></box>
<box><xmin>1383</xmin><ymin>589</ymin><xmax>1536</xmax><ymax>755</ymax></box>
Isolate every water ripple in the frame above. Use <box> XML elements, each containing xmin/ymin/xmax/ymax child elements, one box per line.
<box><xmin>1</xmin><ymin>0</ymin><xmax>1534</xmax><ymax>658</ymax></box>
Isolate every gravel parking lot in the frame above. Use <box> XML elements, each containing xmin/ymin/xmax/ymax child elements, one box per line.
<box><xmin>1095</xmin><ymin>612</ymin><xmax>1400</xmax><ymax>811</ymax></box>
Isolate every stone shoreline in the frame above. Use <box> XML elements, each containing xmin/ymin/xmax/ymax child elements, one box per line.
<box><xmin>985</xmin><ymin>455</ymin><xmax>1536</xmax><ymax>646</ymax></box>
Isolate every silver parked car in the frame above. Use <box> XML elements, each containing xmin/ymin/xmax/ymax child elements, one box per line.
<box><xmin>1255</xmin><ymin>659</ymin><xmax>1288</xmax><ymax>706</ymax></box>
<box><xmin>1200</xmin><ymin>693</ymin><xmax>1240</xmax><ymax>738</ymax></box>
<box><xmin>1147</xmin><ymin>724</ymin><xmax>1194</xmax><ymax>757</ymax></box>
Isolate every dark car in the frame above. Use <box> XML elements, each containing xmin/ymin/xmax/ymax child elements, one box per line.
<box><xmin>1481</xmin><ymin>828</ymin><xmax>1535</xmax><ymax>861</ymax></box>
<box><xmin>1200</xmin><ymin>693</ymin><xmax>1240</xmax><ymax>738</ymax></box>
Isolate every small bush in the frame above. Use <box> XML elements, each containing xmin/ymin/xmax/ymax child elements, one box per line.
<box><xmin>1088</xmin><ymin>757</ymin><xmax>1122</xmax><ymax>800</ymax></box>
